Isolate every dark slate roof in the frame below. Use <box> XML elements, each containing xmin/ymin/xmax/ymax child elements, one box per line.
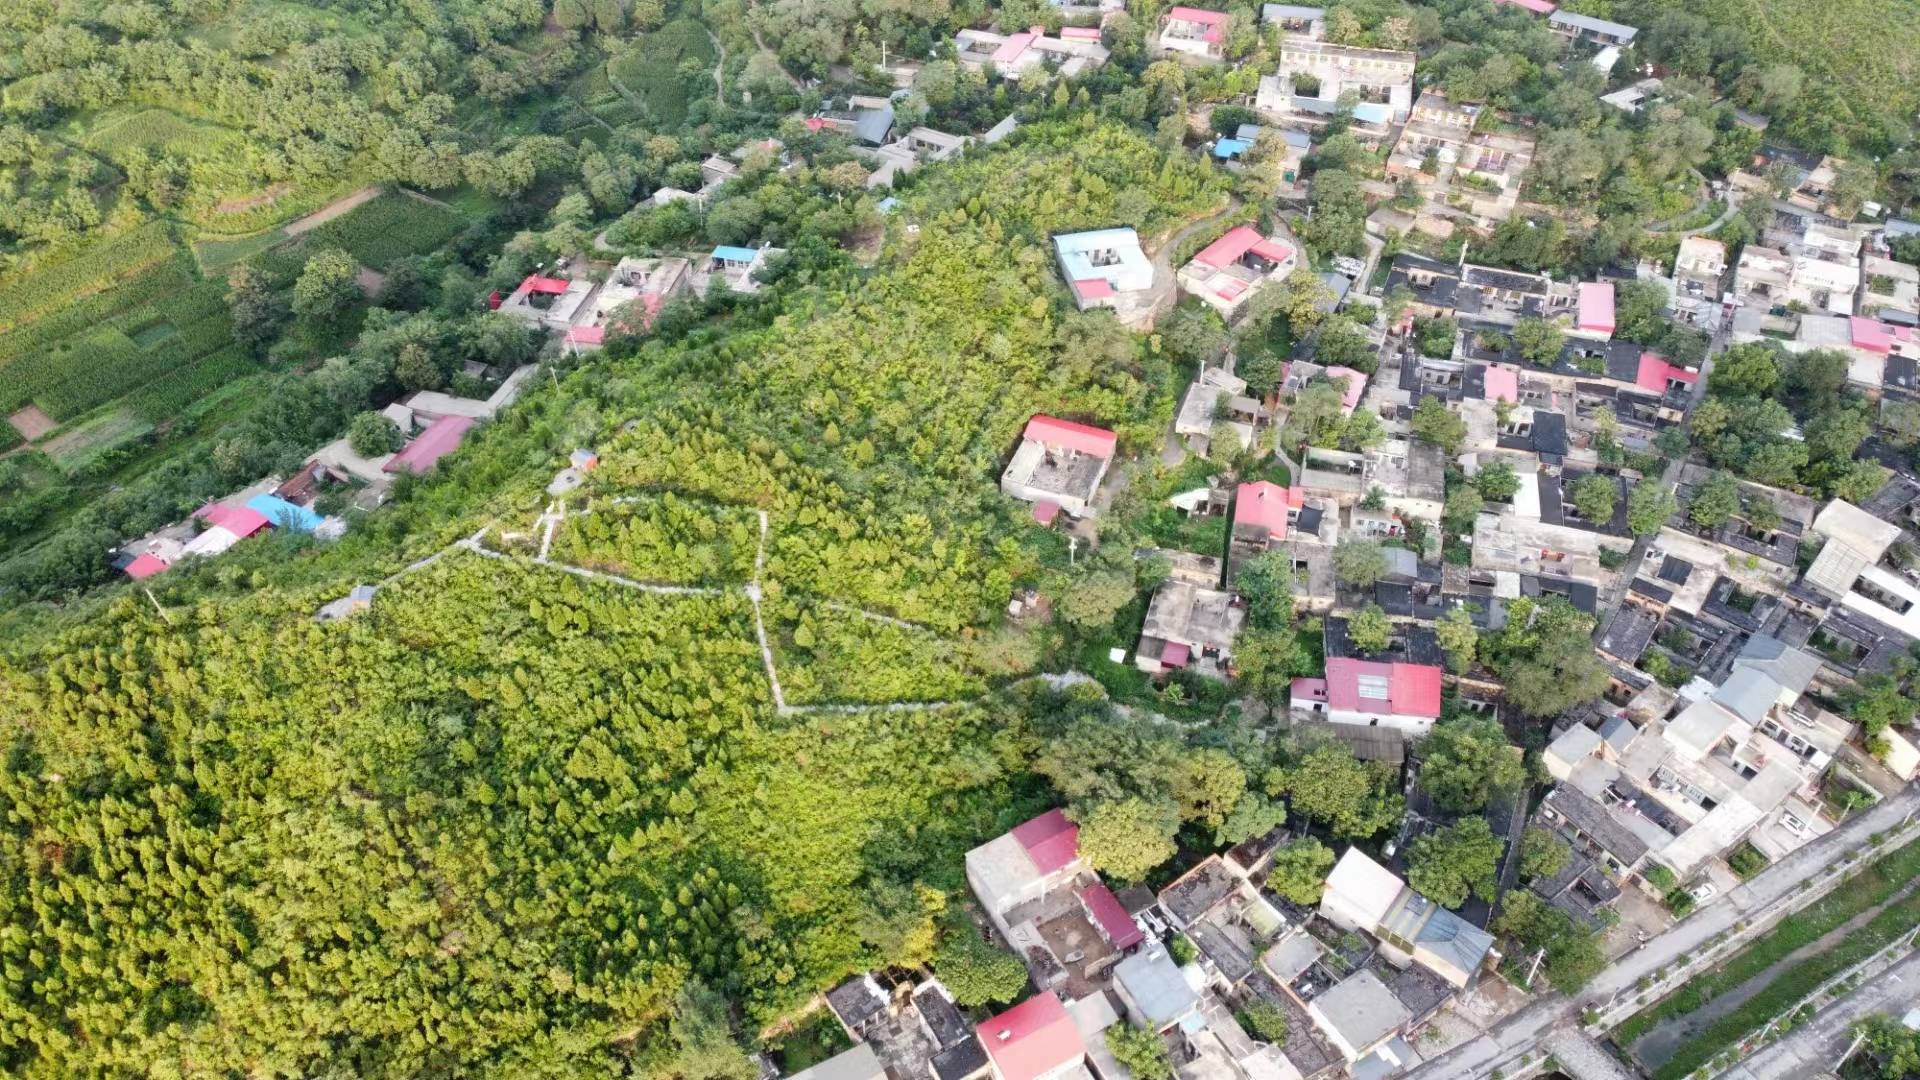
<box><xmin>1461</xmin><ymin>264</ymin><xmax>1548</xmax><ymax>295</ymax></box>
<box><xmin>1544</xmin><ymin>786</ymin><xmax>1651</xmax><ymax>865</ymax></box>
<box><xmin>931</xmin><ymin>1037</ymin><xmax>988</xmax><ymax>1080</ymax></box>
<box><xmin>915</xmin><ymin>985</ymin><xmax>972</xmax><ymax>1048</ymax></box>
<box><xmin>1297</xmin><ymin>505</ymin><xmax>1325</xmax><ymax>535</ymax></box>
<box><xmin>1596</xmin><ymin>602</ymin><xmax>1659</xmax><ymax>663</ymax></box>
<box><xmin>1630</xmin><ymin>578</ymin><xmax>1674</xmax><ymax>604</ymax></box>
<box><xmin>1533</xmin><ymin>412</ymin><xmax>1570</xmax><ymax>460</ymax></box>
<box><xmin>1376</xmin><ymin>582</ymin><xmax>1415</xmax><ymax>617</ymax></box>
<box><xmin>1657</xmin><ymin>555</ymin><xmax>1693</xmax><ymax>585</ymax></box>
<box><xmin>826</xmin><ymin>976</ymin><xmax>887</xmax><ymax>1031</ymax></box>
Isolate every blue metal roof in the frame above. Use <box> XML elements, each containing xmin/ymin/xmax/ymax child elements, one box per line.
<box><xmin>1213</xmin><ymin>137</ymin><xmax>1250</xmax><ymax>158</ymax></box>
<box><xmin>246</xmin><ymin>494</ymin><xmax>324</xmax><ymax>533</ymax></box>
<box><xmin>712</xmin><ymin>245</ymin><xmax>759</xmax><ymax>264</ymax></box>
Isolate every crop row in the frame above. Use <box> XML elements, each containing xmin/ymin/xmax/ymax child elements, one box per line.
<box><xmin>302</xmin><ymin>190</ymin><xmax>463</xmax><ymax>271</ymax></box>
<box><xmin>125</xmin><ymin>346</ymin><xmax>260</xmax><ymax>423</ymax></box>
<box><xmin>0</xmin><ymin>222</ymin><xmax>179</xmax><ymax>334</ymax></box>
<box><xmin>0</xmin><ymin>254</ymin><xmax>198</xmax><ymax>368</ymax></box>
<box><xmin>0</xmin><ymin>310</ymin><xmax>236</xmax><ymax>420</ymax></box>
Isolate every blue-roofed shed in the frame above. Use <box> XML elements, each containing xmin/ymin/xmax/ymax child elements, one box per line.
<box><xmin>712</xmin><ymin>246</ymin><xmax>759</xmax><ymax>265</ymax></box>
<box><xmin>246</xmin><ymin>494</ymin><xmax>324</xmax><ymax>533</ymax></box>
<box><xmin>1213</xmin><ymin>137</ymin><xmax>1251</xmax><ymax>159</ymax></box>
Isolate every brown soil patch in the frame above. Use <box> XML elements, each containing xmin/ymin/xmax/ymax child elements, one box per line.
<box><xmin>284</xmin><ymin>186</ymin><xmax>383</xmax><ymax>237</ymax></box>
<box><xmin>356</xmin><ymin>266</ymin><xmax>387</xmax><ymax>300</ymax></box>
<box><xmin>7</xmin><ymin>405</ymin><xmax>55</xmax><ymax>442</ymax></box>
<box><xmin>217</xmin><ymin>183</ymin><xmax>292</xmax><ymax>215</ymax></box>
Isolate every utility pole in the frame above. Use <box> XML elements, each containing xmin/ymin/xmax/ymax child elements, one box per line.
<box><xmin>144</xmin><ymin>588</ymin><xmax>173</xmax><ymax>625</ymax></box>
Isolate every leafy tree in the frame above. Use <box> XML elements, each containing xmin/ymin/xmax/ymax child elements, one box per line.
<box><xmin>1846</xmin><ymin>675</ymin><xmax>1919</xmax><ymax>738</ymax></box>
<box><xmin>346</xmin><ymin>411</ymin><xmax>400</xmax><ymax>457</ymax></box>
<box><xmin>1443</xmin><ymin>486</ymin><xmax>1483</xmax><ymax>535</ymax></box>
<box><xmin>1237</xmin><ymin>1002</ymin><xmax>1290</xmax><ymax>1044</ymax></box>
<box><xmin>1073</xmin><ymin>797</ymin><xmax>1180</xmax><ymax>882</ymax></box>
<box><xmin>1347</xmin><ymin>604</ymin><xmax>1391</xmax><ymax>654</ymax></box>
<box><xmin>1055</xmin><ymin>571</ymin><xmax>1137</xmax><ymax>630</ymax></box>
<box><xmin>1266</xmin><ymin>838</ymin><xmax>1336</xmax><ymax>905</ymax></box>
<box><xmin>1107</xmin><ymin>1026</ymin><xmax>1172</xmax><ymax>1080</ymax></box>
<box><xmin>1269</xmin><ymin>744</ymin><xmax>1404</xmax><ymax>838</ymax></box>
<box><xmin>230</xmin><ymin>265</ymin><xmax>292</xmax><ymax>355</ymax></box>
<box><xmin>1236</xmin><ymin>552</ymin><xmax>1294</xmax><ymax>630</ymax></box>
<box><xmin>1215</xmin><ymin>791</ymin><xmax>1288</xmax><ymax>848</ymax></box>
<box><xmin>668</xmin><ymin>980</ymin><xmax>760</xmax><ymax>1080</ymax></box>
<box><xmin>1520</xmin><ymin>828</ymin><xmax>1572</xmax><ymax>882</ymax></box>
<box><xmin>1486</xmin><ymin>597</ymin><xmax>1609</xmax><ymax>716</ymax></box>
<box><xmin>1333</xmin><ymin>540</ymin><xmax>1388</xmax><ymax>587</ymax></box>
<box><xmin>1475</xmin><ymin>461</ymin><xmax>1520</xmax><ymax>502</ymax></box>
<box><xmin>1420</xmin><ymin>715</ymin><xmax>1525</xmax><ymax>812</ymax></box>
<box><xmin>1411</xmin><ymin>395</ymin><xmax>1467</xmax><ymax>454</ymax></box>
<box><xmin>1235</xmin><ymin>629</ymin><xmax>1312</xmax><ymax>706</ymax></box>
<box><xmin>1493</xmin><ymin>892</ymin><xmax>1605</xmax><ymax>993</ymax></box>
<box><xmin>292</xmin><ymin>247</ymin><xmax>362</xmax><ymax>324</ymax></box>
<box><xmin>1161</xmin><ymin>303</ymin><xmax>1229</xmax><ymax>366</ymax></box>
<box><xmin>934</xmin><ymin>925</ymin><xmax>1030</xmax><ymax>1006</ymax></box>
<box><xmin>1853</xmin><ymin>1014</ymin><xmax>1920</xmax><ymax>1080</ymax></box>
<box><xmin>1406</xmin><ymin>817</ymin><xmax>1503</xmax><ymax>908</ymax></box>
<box><xmin>1688</xmin><ymin>470</ymin><xmax>1741</xmax><ymax>530</ymax></box>
<box><xmin>1570</xmin><ymin>475</ymin><xmax>1617</xmax><ymax>524</ymax></box>
<box><xmin>1434</xmin><ymin>605</ymin><xmax>1478</xmax><ymax>674</ymax></box>
<box><xmin>1315</xmin><ymin>316</ymin><xmax>1376</xmax><ymax>372</ymax></box>
<box><xmin>1626</xmin><ymin>478</ymin><xmax>1677</xmax><ymax>536</ymax></box>
<box><xmin>1511</xmin><ymin>317</ymin><xmax>1564</xmax><ymax>366</ymax></box>
<box><xmin>1710</xmin><ymin>342</ymin><xmax>1781</xmax><ymax>397</ymax></box>
<box><xmin>1340</xmin><ymin>407</ymin><xmax>1386</xmax><ymax>452</ymax></box>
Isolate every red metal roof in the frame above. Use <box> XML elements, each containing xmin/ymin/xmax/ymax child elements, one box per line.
<box><xmin>125</xmin><ymin>553</ymin><xmax>169</xmax><ymax>579</ymax></box>
<box><xmin>1060</xmin><ymin>26</ymin><xmax>1102</xmax><ymax>39</ymax></box>
<box><xmin>564</xmin><ymin>324</ymin><xmax>606</xmax><ymax>345</ymax></box>
<box><xmin>1633</xmin><ymin>353</ymin><xmax>1697</xmax><ymax>393</ymax></box>
<box><xmin>383</xmin><ymin>415</ymin><xmax>476</xmax><ymax>475</ymax></box>
<box><xmin>990</xmin><ymin>30</ymin><xmax>1037</xmax><ymax>64</ymax></box>
<box><xmin>1010</xmin><ymin>808</ymin><xmax>1080</xmax><ymax>874</ymax></box>
<box><xmin>1326</xmin><ymin>366</ymin><xmax>1367</xmax><ymax>411</ymax></box>
<box><xmin>196</xmin><ymin>503</ymin><xmax>272</xmax><ymax>539</ymax></box>
<box><xmin>1077</xmin><ymin>883</ymin><xmax>1145</xmax><ymax>949</ymax></box>
<box><xmin>1291</xmin><ymin>676</ymin><xmax>1329</xmax><ymax>702</ymax></box>
<box><xmin>1324</xmin><ymin>658</ymin><xmax>1442</xmax><ymax>718</ymax></box>
<box><xmin>1161</xmin><ymin>641</ymin><xmax>1191</xmax><ymax>669</ymax></box>
<box><xmin>1023</xmin><ymin>415</ymin><xmax>1118</xmax><ymax>459</ymax></box>
<box><xmin>1192</xmin><ymin>226</ymin><xmax>1296</xmax><ymax>272</ymax></box>
<box><xmin>978</xmin><ymin>993</ymin><xmax>1086</xmax><ymax>1080</ymax></box>
<box><xmin>1071</xmin><ymin>276</ymin><xmax>1115</xmax><ymax>301</ymax></box>
<box><xmin>1234</xmin><ymin>481</ymin><xmax>1292</xmax><ymax>540</ymax></box>
<box><xmin>1031</xmin><ymin>500</ymin><xmax>1062</xmax><ymax>526</ymax></box>
<box><xmin>522</xmin><ymin>275</ymin><xmax>571</xmax><ymax>295</ymax></box>
<box><xmin>1482</xmin><ymin>366</ymin><xmax>1519</xmax><ymax>403</ymax></box>
<box><xmin>1493</xmin><ymin>0</ymin><xmax>1556</xmax><ymax>13</ymax></box>
<box><xmin>1576</xmin><ymin>282</ymin><xmax>1615</xmax><ymax>334</ymax></box>
<box><xmin>1850</xmin><ymin>316</ymin><xmax>1914</xmax><ymax>354</ymax></box>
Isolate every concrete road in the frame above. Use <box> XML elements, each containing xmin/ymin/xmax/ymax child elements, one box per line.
<box><xmin>1398</xmin><ymin>787</ymin><xmax>1920</xmax><ymax>1080</ymax></box>
<box><xmin>1718</xmin><ymin>948</ymin><xmax>1920</xmax><ymax>1080</ymax></box>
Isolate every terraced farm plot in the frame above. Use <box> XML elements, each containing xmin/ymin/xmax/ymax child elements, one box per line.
<box><xmin>83</xmin><ymin>107</ymin><xmax>247</xmax><ymax>162</ymax></box>
<box><xmin>550</xmin><ymin>495</ymin><xmax>761</xmax><ymax>585</ymax></box>
<box><xmin>296</xmin><ymin>189</ymin><xmax>464</xmax><ymax>270</ymax></box>
<box><xmin>609</xmin><ymin>20</ymin><xmax>716</xmax><ymax>129</ymax></box>
<box><xmin>770</xmin><ymin>597</ymin><xmax>986</xmax><ymax>707</ymax></box>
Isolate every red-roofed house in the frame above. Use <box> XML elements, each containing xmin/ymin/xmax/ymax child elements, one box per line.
<box><xmin>1293</xmin><ymin>658</ymin><xmax>1444</xmax><ymax>735</ymax></box>
<box><xmin>954</xmin><ymin>26</ymin><xmax>1109</xmax><ymax>81</ymax></box>
<box><xmin>1326</xmin><ymin>366</ymin><xmax>1367</xmax><ymax>413</ymax></box>
<box><xmin>977</xmin><ymin>993</ymin><xmax>1087</xmax><ymax>1080</ymax></box>
<box><xmin>1482</xmin><ymin>365</ymin><xmax>1519</xmax><ymax>404</ymax></box>
<box><xmin>965</xmin><ymin>809</ymin><xmax>1089</xmax><ymax>930</ymax></box>
<box><xmin>1160</xmin><ymin>7</ymin><xmax>1230</xmax><ymax>59</ymax></box>
<box><xmin>500</xmin><ymin>272</ymin><xmax>595</xmax><ymax>331</ymax></box>
<box><xmin>194</xmin><ymin>503</ymin><xmax>274</xmax><ymax>540</ymax></box>
<box><xmin>1076</xmin><ymin>883</ymin><xmax>1145</xmax><ymax>950</ymax></box>
<box><xmin>1493</xmin><ymin>0</ymin><xmax>1556</xmax><ymax>14</ymax></box>
<box><xmin>1231</xmin><ymin>480</ymin><xmax>1305</xmax><ymax>550</ymax></box>
<box><xmin>1177</xmin><ymin>227</ymin><xmax>1299</xmax><ymax>319</ymax></box>
<box><xmin>1633</xmin><ymin>353</ymin><xmax>1699</xmax><ymax>397</ymax></box>
<box><xmin>384</xmin><ymin>415</ymin><xmax>476</xmax><ymax>476</ymax></box>
<box><xmin>125</xmin><ymin>553</ymin><xmax>170</xmax><ymax>580</ymax></box>
<box><xmin>1002</xmin><ymin>416</ymin><xmax>1119</xmax><ymax>519</ymax></box>
<box><xmin>1571</xmin><ymin>282</ymin><xmax>1615</xmax><ymax>340</ymax></box>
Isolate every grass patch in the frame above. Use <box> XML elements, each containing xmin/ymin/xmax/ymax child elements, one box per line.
<box><xmin>42</xmin><ymin>408</ymin><xmax>155</xmax><ymax>473</ymax></box>
<box><xmin>83</xmin><ymin>107</ymin><xmax>246</xmax><ymax>162</ymax></box>
<box><xmin>1617</xmin><ymin>836</ymin><xmax>1920</xmax><ymax>1074</ymax></box>
<box><xmin>193</xmin><ymin>229</ymin><xmax>289</xmax><ymax>273</ymax></box>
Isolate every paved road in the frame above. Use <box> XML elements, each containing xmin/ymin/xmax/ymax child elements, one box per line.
<box><xmin>1399</xmin><ymin>786</ymin><xmax>1920</xmax><ymax>1080</ymax></box>
<box><xmin>1545</xmin><ymin>1030</ymin><xmax>1638</xmax><ymax>1080</ymax></box>
<box><xmin>1719</xmin><ymin>948</ymin><xmax>1920</xmax><ymax>1080</ymax></box>
<box><xmin>1592</xmin><ymin>308</ymin><xmax>1733</xmax><ymax>632</ymax></box>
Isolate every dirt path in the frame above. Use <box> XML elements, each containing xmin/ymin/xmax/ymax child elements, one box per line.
<box><xmin>706</xmin><ymin>28</ymin><xmax>727</xmax><ymax>104</ymax></box>
<box><xmin>399</xmin><ymin>188</ymin><xmax>456</xmax><ymax>213</ymax></box>
<box><xmin>284</xmin><ymin>186</ymin><xmax>383</xmax><ymax>237</ymax></box>
<box><xmin>749</xmin><ymin>27</ymin><xmax>805</xmax><ymax>90</ymax></box>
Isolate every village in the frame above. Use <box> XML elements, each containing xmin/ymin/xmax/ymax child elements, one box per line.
<box><xmin>77</xmin><ymin>4</ymin><xmax>1920</xmax><ymax>1078</ymax></box>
